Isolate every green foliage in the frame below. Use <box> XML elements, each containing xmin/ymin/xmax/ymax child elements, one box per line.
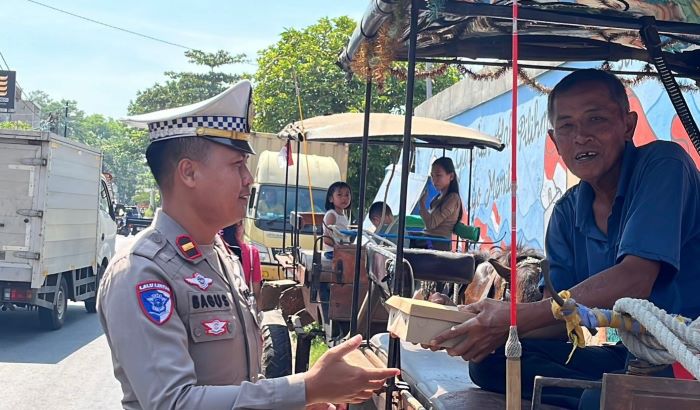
<box><xmin>128</xmin><ymin>49</ymin><xmax>251</xmax><ymax>115</ymax></box>
<box><xmin>28</xmin><ymin>91</ymin><xmax>152</xmax><ymax>204</ymax></box>
<box><xmin>253</xmin><ymin>16</ymin><xmax>461</xmax><ymax>211</ymax></box>
<box><xmin>0</xmin><ymin>121</ymin><xmax>32</xmax><ymax>130</ymax></box>
<box><xmin>309</xmin><ymin>336</ymin><xmax>329</xmax><ymax>367</ymax></box>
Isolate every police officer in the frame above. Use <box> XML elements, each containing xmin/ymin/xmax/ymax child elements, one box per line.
<box><xmin>98</xmin><ymin>80</ymin><xmax>399</xmax><ymax>410</ymax></box>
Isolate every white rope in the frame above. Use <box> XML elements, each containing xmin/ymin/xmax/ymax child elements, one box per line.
<box><xmin>613</xmin><ymin>298</ymin><xmax>700</xmax><ymax>379</ymax></box>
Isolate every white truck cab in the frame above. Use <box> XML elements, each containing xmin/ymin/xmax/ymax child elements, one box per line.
<box><xmin>245</xmin><ymin>150</ymin><xmax>341</xmax><ymax>280</ymax></box>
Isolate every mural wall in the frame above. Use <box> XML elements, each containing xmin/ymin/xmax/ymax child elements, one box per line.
<box><xmin>415</xmin><ymin>62</ymin><xmax>700</xmax><ymax>252</ymax></box>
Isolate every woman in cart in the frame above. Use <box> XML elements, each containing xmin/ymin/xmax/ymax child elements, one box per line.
<box><xmin>415</xmin><ymin>156</ymin><xmax>463</xmax><ymax>251</ymax></box>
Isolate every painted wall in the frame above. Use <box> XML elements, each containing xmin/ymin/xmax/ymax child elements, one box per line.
<box><xmin>415</xmin><ymin>62</ymin><xmax>700</xmax><ymax>251</ymax></box>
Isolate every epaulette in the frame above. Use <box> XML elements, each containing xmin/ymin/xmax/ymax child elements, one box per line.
<box><xmin>132</xmin><ymin>229</ymin><xmax>169</xmax><ymax>260</ymax></box>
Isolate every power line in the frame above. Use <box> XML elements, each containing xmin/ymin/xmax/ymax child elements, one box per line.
<box><xmin>0</xmin><ymin>50</ymin><xmax>10</xmax><ymax>70</ymax></box>
<box><xmin>25</xmin><ymin>0</ymin><xmax>194</xmax><ymax>50</ymax></box>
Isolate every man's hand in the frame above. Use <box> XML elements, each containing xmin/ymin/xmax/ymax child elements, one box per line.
<box><xmin>429</xmin><ymin>299</ymin><xmax>510</xmax><ymax>362</ymax></box>
<box><xmin>305</xmin><ymin>335</ymin><xmax>400</xmax><ymax>405</ymax></box>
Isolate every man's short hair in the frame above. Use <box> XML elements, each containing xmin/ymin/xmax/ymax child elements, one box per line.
<box><xmin>146</xmin><ymin>138</ymin><xmax>213</xmax><ymax>190</ymax></box>
<box><xmin>547</xmin><ymin>69</ymin><xmax>630</xmax><ymax>125</ymax></box>
<box><xmin>369</xmin><ymin>201</ymin><xmax>392</xmax><ymax>220</ymax></box>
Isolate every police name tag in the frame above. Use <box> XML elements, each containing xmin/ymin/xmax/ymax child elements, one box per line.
<box><xmin>136</xmin><ymin>281</ymin><xmax>174</xmax><ymax>325</ymax></box>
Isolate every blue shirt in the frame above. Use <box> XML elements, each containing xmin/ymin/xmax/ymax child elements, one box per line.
<box><xmin>543</xmin><ymin>141</ymin><xmax>700</xmax><ymax>318</ymax></box>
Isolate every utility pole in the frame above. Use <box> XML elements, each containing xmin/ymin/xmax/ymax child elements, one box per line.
<box><xmin>63</xmin><ymin>103</ymin><xmax>68</xmax><ymax>138</ymax></box>
<box><xmin>425</xmin><ymin>62</ymin><xmax>432</xmax><ymax>99</ymax></box>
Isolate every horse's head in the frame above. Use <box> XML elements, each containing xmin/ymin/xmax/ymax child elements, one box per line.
<box><xmin>462</xmin><ymin>245</ymin><xmax>545</xmax><ymax>304</ymax></box>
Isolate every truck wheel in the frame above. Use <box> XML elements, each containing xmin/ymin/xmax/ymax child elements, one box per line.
<box><xmin>38</xmin><ymin>275</ymin><xmax>68</xmax><ymax>330</ymax></box>
<box><xmin>84</xmin><ymin>266</ymin><xmax>103</xmax><ymax>314</ymax></box>
<box><xmin>261</xmin><ymin>324</ymin><xmax>293</xmax><ymax>378</ymax></box>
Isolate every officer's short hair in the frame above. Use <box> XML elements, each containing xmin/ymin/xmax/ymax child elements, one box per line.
<box><xmin>547</xmin><ymin>69</ymin><xmax>629</xmax><ymax>125</ymax></box>
<box><xmin>146</xmin><ymin>138</ymin><xmax>212</xmax><ymax>190</ymax></box>
<box><xmin>369</xmin><ymin>201</ymin><xmax>392</xmax><ymax>220</ymax></box>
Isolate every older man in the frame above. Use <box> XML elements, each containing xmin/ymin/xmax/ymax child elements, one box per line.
<box><xmin>429</xmin><ymin>69</ymin><xmax>700</xmax><ymax>408</ymax></box>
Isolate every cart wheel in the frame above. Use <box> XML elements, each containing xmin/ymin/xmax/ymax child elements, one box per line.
<box><xmin>261</xmin><ymin>324</ymin><xmax>293</xmax><ymax>377</ymax></box>
<box><xmin>38</xmin><ymin>275</ymin><xmax>68</xmax><ymax>330</ymax></box>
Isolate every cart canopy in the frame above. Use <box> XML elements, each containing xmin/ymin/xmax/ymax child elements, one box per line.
<box><xmin>278</xmin><ymin>112</ymin><xmax>505</xmax><ymax>151</ymax></box>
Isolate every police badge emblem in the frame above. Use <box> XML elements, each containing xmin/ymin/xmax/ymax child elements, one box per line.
<box><xmin>202</xmin><ymin>319</ymin><xmax>230</xmax><ymax>336</ymax></box>
<box><xmin>136</xmin><ymin>281</ymin><xmax>173</xmax><ymax>325</ymax></box>
<box><xmin>184</xmin><ymin>272</ymin><xmax>214</xmax><ymax>290</ymax></box>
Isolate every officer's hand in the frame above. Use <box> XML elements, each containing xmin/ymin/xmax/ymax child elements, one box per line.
<box><xmin>429</xmin><ymin>298</ymin><xmax>509</xmax><ymax>362</ymax></box>
<box><xmin>305</xmin><ymin>335</ymin><xmax>400</xmax><ymax>405</ymax></box>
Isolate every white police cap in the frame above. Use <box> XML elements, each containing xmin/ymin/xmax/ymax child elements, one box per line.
<box><xmin>123</xmin><ymin>80</ymin><xmax>255</xmax><ymax>155</ymax></box>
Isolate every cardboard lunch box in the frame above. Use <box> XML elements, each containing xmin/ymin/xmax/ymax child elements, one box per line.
<box><xmin>384</xmin><ymin>296</ymin><xmax>476</xmax><ymax>348</ymax></box>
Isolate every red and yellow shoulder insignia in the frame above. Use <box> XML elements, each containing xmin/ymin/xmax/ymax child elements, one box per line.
<box><xmin>175</xmin><ymin>235</ymin><xmax>202</xmax><ymax>261</ymax></box>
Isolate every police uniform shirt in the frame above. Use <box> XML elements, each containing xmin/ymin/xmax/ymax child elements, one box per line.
<box><xmin>97</xmin><ymin>209</ymin><xmax>306</xmax><ymax>409</ymax></box>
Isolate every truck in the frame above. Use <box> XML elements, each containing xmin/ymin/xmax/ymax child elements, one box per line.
<box><xmin>245</xmin><ymin>150</ymin><xmax>341</xmax><ymax>280</ymax></box>
<box><xmin>0</xmin><ymin>129</ymin><xmax>117</xmax><ymax>330</ymax></box>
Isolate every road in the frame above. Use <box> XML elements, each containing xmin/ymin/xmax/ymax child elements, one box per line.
<box><xmin>0</xmin><ymin>235</ymin><xmax>135</xmax><ymax>410</ymax></box>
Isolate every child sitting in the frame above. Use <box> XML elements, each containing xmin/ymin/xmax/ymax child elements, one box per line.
<box><xmin>323</xmin><ymin>181</ymin><xmax>352</xmax><ymax>259</ymax></box>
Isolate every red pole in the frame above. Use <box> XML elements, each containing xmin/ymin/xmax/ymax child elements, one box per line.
<box><xmin>510</xmin><ymin>0</ymin><xmax>519</xmax><ymax>325</ymax></box>
<box><xmin>506</xmin><ymin>2</ymin><xmax>522</xmax><ymax>409</ymax></box>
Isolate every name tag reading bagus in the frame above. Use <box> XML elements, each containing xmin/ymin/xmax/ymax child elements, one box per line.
<box><xmin>191</xmin><ymin>292</ymin><xmax>231</xmax><ymax>311</ymax></box>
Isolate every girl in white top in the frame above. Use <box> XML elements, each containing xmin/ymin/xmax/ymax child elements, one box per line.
<box><xmin>322</xmin><ymin>181</ymin><xmax>352</xmax><ymax>259</ymax></box>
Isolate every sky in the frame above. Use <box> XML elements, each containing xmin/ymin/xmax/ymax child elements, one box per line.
<box><xmin>3</xmin><ymin>0</ymin><xmax>365</xmax><ymax>118</ymax></box>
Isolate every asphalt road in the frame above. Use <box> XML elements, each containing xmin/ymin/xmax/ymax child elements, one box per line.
<box><xmin>0</xmin><ymin>235</ymin><xmax>135</xmax><ymax>410</ymax></box>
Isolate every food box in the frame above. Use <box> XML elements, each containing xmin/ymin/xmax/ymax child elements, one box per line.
<box><xmin>385</xmin><ymin>296</ymin><xmax>475</xmax><ymax>348</ymax></box>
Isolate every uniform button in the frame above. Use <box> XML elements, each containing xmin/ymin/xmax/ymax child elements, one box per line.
<box><xmin>194</xmin><ymin>328</ymin><xmax>203</xmax><ymax>337</ymax></box>
<box><xmin>152</xmin><ymin>233</ymin><xmax>163</xmax><ymax>243</ymax></box>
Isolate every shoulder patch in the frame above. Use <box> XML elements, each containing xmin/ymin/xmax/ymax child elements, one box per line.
<box><xmin>136</xmin><ymin>281</ymin><xmax>173</xmax><ymax>325</ymax></box>
<box><xmin>176</xmin><ymin>235</ymin><xmax>202</xmax><ymax>260</ymax></box>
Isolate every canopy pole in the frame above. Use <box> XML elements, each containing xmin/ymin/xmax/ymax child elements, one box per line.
<box><xmin>467</xmin><ymin>148</ymin><xmax>474</xmax><ymax>226</ymax></box>
<box><xmin>293</xmin><ymin>138</ymin><xmax>301</xmax><ymax>269</ymax></box>
<box><xmin>506</xmin><ymin>1</ymin><xmax>522</xmax><ymax>409</ymax></box>
<box><xmin>282</xmin><ymin>140</ymin><xmax>290</xmax><ymax>252</ymax></box>
<box><xmin>386</xmin><ymin>0</ymin><xmax>419</xmax><ymax>408</ymax></box>
<box><xmin>350</xmin><ymin>79</ymin><xmax>373</xmax><ymax>337</ymax></box>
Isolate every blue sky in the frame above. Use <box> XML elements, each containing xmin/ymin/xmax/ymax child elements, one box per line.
<box><xmin>3</xmin><ymin>0</ymin><xmax>365</xmax><ymax>117</ymax></box>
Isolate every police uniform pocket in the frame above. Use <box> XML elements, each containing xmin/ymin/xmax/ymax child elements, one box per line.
<box><xmin>189</xmin><ymin>312</ymin><xmax>237</xmax><ymax>343</ymax></box>
<box><xmin>187</xmin><ymin>291</ymin><xmax>237</xmax><ymax>343</ymax></box>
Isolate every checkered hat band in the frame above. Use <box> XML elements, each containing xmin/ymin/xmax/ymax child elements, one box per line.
<box><xmin>148</xmin><ymin>116</ymin><xmax>246</xmax><ymax>133</ymax></box>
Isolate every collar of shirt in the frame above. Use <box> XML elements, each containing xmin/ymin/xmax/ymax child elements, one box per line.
<box><xmin>574</xmin><ymin>142</ymin><xmax>638</xmax><ymax>239</ymax></box>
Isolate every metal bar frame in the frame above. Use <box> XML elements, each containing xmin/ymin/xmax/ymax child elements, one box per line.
<box><xmin>386</xmin><ymin>1</ymin><xmax>420</xmax><ymax>408</ymax></box>
<box><xmin>430</xmin><ymin>2</ymin><xmax>700</xmax><ymax>36</ymax></box>
<box><xmin>350</xmin><ymin>80</ymin><xmax>373</xmax><ymax>336</ymax></box>
<box><xmin>293</xmin><ymin>139</ymin><xmax>302</xmax><ymax>268</ymax></box>
<box><xmin>412</xmin><ymin>58</ymin><xmax>700</xmax><ymax>80</ymax></box>
<box><xmin>639</xmin><ymin>17</ymin><xmax>700</xmax><ymax>155</ymax></box>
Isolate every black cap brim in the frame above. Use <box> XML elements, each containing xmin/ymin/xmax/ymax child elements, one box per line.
<box><xmin>204</xmin><ymin>136</ymin><xmax>256</xmax><ymax>155</ymax></box>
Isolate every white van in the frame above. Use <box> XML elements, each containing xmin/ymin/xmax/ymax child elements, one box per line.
<box><xmin>0</xmin><ymin>130</ymin><xmax>117</xmax><ymax>329</ymax></box>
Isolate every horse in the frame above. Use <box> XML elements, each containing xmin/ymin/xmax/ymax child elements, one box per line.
<box><xmin>460</xmin><ymin>245</ymin><xmax>545</xmax><ymax>304</ymax></box>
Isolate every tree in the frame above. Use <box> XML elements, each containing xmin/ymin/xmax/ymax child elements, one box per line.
<box><xmin>27</xmin><ymin>90</ymin><xmax>151</xmax><ymax>204</ymax></box>
<box><xmin>0</xmin><ymin>121</ymin><xmax>32</xmax><ymax>130</ymax></box>
<box><xmin>253</xmin><ymin>16</ymin><xmax>461</xmax><ymax>211</ymax></box>
<box><xmin>128</xmin><ymin>49</ymin><xmax>251</xmax><ymax>115</ymax></box>
<box><xmin>27</xmin><ymin>90</ymin><xmax>86</xmax><ymax>139</ymax></box>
